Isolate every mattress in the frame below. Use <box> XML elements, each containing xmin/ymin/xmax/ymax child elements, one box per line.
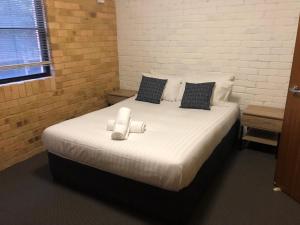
<box><xmin>42</xmin><ymin>97</ymin><xmax>239</xmax><ymax>191</ymax></box>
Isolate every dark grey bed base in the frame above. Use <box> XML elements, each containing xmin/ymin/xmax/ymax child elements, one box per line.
<box><xmin>48</xmin><ymin>121</ymin><xmax>239</xmax><ymax>223</ymax></box>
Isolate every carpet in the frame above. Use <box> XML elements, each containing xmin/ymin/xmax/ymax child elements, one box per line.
<box><xmin>0</xmin><ymin>149</ymin><xmax>299</xmax><ymax>225</ymax></box>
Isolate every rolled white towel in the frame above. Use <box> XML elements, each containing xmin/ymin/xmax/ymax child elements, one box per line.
<box><xmin>128</xmin><ymin>120</ymin><xmax>146</xmax><ymax>133</ymax></box>
<box><xmin>111</xmin><ymin>107</ymin><xmax>131</xmax><ymax>140</ymax></box>
<box><xmin>107</xmin><ymin>120</ymin><xmax>146</xmax><ymax>133</ymax></box>
<box><xmin>111</xmin><ymin>123</ymin><xmax>130</xmax><ymax>140</ymax></box>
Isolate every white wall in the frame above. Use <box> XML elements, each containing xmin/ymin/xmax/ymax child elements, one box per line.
<box><xmin>116</xmin><ymin>0</ymin><xmax>300</xmax><ymax>108</ymax></box>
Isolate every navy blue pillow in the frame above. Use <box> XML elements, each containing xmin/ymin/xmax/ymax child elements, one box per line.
<box><xmin>180</xmin><ymin>82</ymin><xmax>215</xmax><ymax>110</ymax></box>
<box><xmin>136</xmin><ymin>76</ymin><xmax>167</xmax><ymax>104</ymax></box>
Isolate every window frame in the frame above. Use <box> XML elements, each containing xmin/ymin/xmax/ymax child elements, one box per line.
<box><xmin>0</xmin><ymin>0</ymin><xmax>52</xmax><ymax>85</ymax></box>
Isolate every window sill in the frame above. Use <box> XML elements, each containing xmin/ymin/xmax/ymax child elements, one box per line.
<box><xmin>0</xmin><ymin>73</ymin><xmax>52</xmax><ymax>86</ymax></box>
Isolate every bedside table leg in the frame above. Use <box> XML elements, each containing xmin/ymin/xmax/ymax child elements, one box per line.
<box><xmin>275</xmin><ymin>133</ymin><xmax>281</xmax><ymax>159</ymax></box>
<box><xmin>239</xmin><ymin>125</ymin><xmax>244</xmax><ymax>150</ymax></box>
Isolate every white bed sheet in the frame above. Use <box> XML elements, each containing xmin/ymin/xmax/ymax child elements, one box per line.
<box><xmin>42</xmin><ymin>98</ymin><xmax>239</xmax><ymax>191</ymax></box>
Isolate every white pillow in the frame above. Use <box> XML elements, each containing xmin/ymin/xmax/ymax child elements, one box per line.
<box><xmin>176</xmin><ymin>75</ymin><xmax>235</xmax><ymax>105</ymax></box>
<box><xmin>213</xmin><ymin>80</ymin><xmax>234</xmax><ymax>103</ymax></box>
<box><xmin>143</xmin><ymin>72</ymin><xmax>182</xmax><ymax>102</ymax></box>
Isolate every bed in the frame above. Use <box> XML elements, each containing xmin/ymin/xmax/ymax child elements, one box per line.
<box><xmin>43</xmin><ymin>97</ymin><xmax>240</xmax><ymax>221</ymax></box>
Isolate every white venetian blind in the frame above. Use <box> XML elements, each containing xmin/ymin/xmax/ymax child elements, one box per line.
<box><xmin>0</xmin><ymin>0</ymin><xmax>51</xmax><ymax>83</ymax></box>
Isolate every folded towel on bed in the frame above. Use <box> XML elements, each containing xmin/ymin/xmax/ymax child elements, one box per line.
<box><xmin>111</xmin><ymin>107</ymin><xmax>131</xmax><ymax>140</ymax></box>
<box><xmin>111</xmin><ymin>123</ymin><xmax>130</xmax><ymax>140</ymax></box>
<box><xmin>129</xmin><ymin>120</ymin><xmax>146</xmax><ymax>133</ymax></box>
<box><xmin>107</xmin><ymin>120</ymin><xmax>146</xmax><ymax>133</ymax></box>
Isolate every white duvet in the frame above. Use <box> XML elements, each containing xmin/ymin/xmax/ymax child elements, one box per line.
<box><xmin>42</xmin><ymin>98</ymin><xmax>239</xmax><ymax>191</ymax></box>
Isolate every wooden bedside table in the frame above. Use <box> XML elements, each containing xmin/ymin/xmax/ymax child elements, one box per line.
<box><xmin>106</xmin><ymin>89</ymin><xmax>137</xmax><ymax>105</ymax></box>
<box><xmin>241</xmin><ymin>105</ymin><xmax>284</xmax><ymax>151</ymax></box>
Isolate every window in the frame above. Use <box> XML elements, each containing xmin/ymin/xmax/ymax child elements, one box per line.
<box><xmin>0</xmin><ymin>0</ymin><xmax>51</xmax><ymax>85</ymax></box>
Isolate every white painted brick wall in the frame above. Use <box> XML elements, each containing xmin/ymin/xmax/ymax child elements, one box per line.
<box><xmin>116</xmin><ymin>0</ymin><xmax>300</xmax><ymax>109</ymax></box>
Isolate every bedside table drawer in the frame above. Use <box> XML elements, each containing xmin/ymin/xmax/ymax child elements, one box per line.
<box><xmin>241</xmin><ymin>115</ymin><xmax>283</xmax><ymax>133</ymax></box>
<box><xmin>107</xmin><ymin>95</ymin><xmax>127</xmax><ymax>105</ymax></box>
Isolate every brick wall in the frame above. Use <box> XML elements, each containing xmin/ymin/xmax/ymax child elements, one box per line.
<box><xmin>116</xmin><ymin>0</ymin><xmax>300</xmax><ymax>109</ymax></box>
<box><xmin>0</xmin><ymin>0</ymin><xmax>119</xmax><ymax>170</ymax></box>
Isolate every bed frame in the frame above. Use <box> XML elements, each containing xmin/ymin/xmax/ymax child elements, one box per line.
<box><xmin>48</xmin><ymin>120</ymin><xmax>239</xmax><ymax>223</ymax></box>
